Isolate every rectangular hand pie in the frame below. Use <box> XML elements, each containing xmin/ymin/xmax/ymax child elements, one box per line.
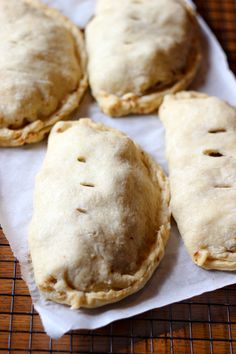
<box><xmin>160</xmin><ymin>91</ymin><xmax>236</xmax><ymax>270</ymax></box>
<box><xmin>85</xmin><ymin>0</ymin><xmax>201</xmax><ymax>117</ymax></box>
<box><xmin>29</xmin><ymin>119</ymin><xmax>170</xmax><ymax>308</ymax></box>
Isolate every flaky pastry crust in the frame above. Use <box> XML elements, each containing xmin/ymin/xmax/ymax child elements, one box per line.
<box><xmin>160</xmin><ymin>91</ymin><xmax>236</xmax><ymax>271</ymax></box>
<box><xmin>0</xmin><ymin>0</ymin><xmax>87</xmax><ymax>146</ymax></box>
<box><xmin>29</xmin><ymin>119</ymin><xmax>171</xmax><ymax>308</ymax></box>
<box><xmin>86</xmin><ymin>0</ymin><xmax>202</xmax><ymax>117</ymax></box>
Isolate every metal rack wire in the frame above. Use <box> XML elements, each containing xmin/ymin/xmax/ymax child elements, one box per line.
<box><xmin>1</xmin><ymin>227</ymin><xmax>236</xmax><ymax>353</ymax></box>
<box><xmin>1</xmin><ymin>0</ymin><xmax>236</xmax><ymax>353</ymax></box>
<box><xmin>196</xmin><ymin>0</ymin><xmax>236</xmax><ymax>74</ymax></box>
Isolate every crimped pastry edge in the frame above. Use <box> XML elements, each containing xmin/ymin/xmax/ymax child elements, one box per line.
<box><xmin>90</xmin><ymin>4</ymin><xmax>202</xmax><ymax>118</ymax></box>
<box><xmin>35</xmin><ymin>119</ymin><xmax>171</xmax><ymax>309</ymax></box>
<box><xmin>160</xmin><ymin>91</ymin><xmax>236</xmax><ymax>271</ymax></box>
<box><xmin>0</xmin><ymin>0</ymin><xmax>88</xmax><ymax>147</ymax></box>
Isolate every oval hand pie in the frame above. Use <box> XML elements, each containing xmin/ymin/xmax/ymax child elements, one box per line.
<box><xmin>85</xmin><ymin>0</ymin><xmax>201</xmax><ymax>117</ymax></box>
<box><xmin>29</xmin><ymin>119</ymin><xmax>170</xmax><ymax>308</ymax></box>
<box><xmin>160</xmin><ymin>91</ymin><xmax>236</xmax><ymax>271</ymax></box>
<box><xmin>0</xmin><ymin>0</ymin><xmax>87</xmax><ymax>146</ymax></box>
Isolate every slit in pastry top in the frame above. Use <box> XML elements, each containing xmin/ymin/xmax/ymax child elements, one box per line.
<box><xmin>159</xmin><ymin>91</ymin><xmax>236</xmax><ymax>271</ymax></box>
<box><xmin>29</xmin><ymin>119</ymin><xmax>171</xmax><ymax>308</ymax></box>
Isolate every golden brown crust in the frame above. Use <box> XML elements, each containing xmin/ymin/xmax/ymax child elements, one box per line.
<box><xmin>86</xmin><ymin>0</ymin><xmax>202</xmax><ymax>117</ymax></box>
<box><xmin>160</xmin><ymin>91</ymin><xmax>236</xmax><ymax>271</ymax></box>
<box><xmin>45</xmin><ymin>151</ymin><xmax>170</xmax><ymax>309</ymax></box>
<box><xmin>98</xmin><ymin>41</ymin><xmax>201</xmax><ymax>117</ymax></box>
<box><xmin>0</xmin><ymin>0</ymin><xmax>87</xmax><ymax>147</ymax></box>
<box><xmin>29</xmin><ymin>119</ymin><xmax>171</xmax><ymax>308</ymax></box>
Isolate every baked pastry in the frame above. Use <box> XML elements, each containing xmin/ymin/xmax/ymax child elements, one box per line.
<box><xmin>0</xmin><ymin>0</ymin><xmax>87</xmax><ymax>147</ymax></box>
<box><xmin>85</xmin><ymin>0</ymin><xmax>201</xmax><ymax>117</ymax></box>
<box><xmin>29</xmin><ymin>119</ymin><xmax>170</xmax><ymax>308</ymax></box>
<box><xmin>160</xmin><ymin>91</ymin><xmax>236</xmax><ymax>271</ymax></box>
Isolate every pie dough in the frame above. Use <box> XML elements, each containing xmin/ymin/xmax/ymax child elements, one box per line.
<box><xmin>0</xmin><ymin>0</ymin><xmax>87</xmax><ymax>147</ymax></box>
<box><xmin>160</xmin><ymin>91</ymin><xmax>236</xmax><ymax>271</ymax></box>
<box><xmin>29</xmin><ymin>119</ymin><xmax>170</xmax><ymax>308</ymax></box>
<box><xmin>85</xmin><ymin>0</ymin><xmax>201</xmax><ymax>117</ymax></box>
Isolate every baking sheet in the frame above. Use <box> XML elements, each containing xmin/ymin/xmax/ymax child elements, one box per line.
<box><xmin>0</xmin><ymin>0</ymin><xmax>236</xmax><ymax>339</ymax></box>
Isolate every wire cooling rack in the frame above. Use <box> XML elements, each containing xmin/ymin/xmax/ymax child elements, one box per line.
<box><xmin>1</xmin><ymin>0</ymin><xmax>236</xmax><ymax>353</ymax></box>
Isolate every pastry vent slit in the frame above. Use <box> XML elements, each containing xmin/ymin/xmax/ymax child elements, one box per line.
<box><xmin>76</xmin><ymin>208</ymin><xmax>87</xmax><ymax>213</ymax></box>
<box><xmin>130</xmin><ymin>15</ymin><xmax>140</xmax><ymax>21</ymax></box>
<box><xmin>208</xmin><ymin>128</ymin><xmax>226</xmax><ymax>134</ymax></box>
<box><xmin>203</xmin><ymin>150</ymin><xmax>223</xmax><ymax>157</ymax></box>
<box><xmin>214</xmin><ymin>184</ymin><xmax>231</xmax><ymax>189</ymax></box>
<box><xmin>77</xmin><ymin>156</ymin><xmax>86</xmax><ymax>163</ymax></box>
<box><xmin>80</xmin><ymin>182</ymin><xmax>95</xmax><ymax>188</ymax></box>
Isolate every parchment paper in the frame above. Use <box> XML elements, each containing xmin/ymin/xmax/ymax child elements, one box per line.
<box><xmin>0</xmin><ymin>0</ymin><xmax>236</xmax><ymax>339</ymax></box>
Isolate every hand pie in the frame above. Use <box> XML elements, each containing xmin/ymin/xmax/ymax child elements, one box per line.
<box><xmin>85</xmin><ymin>0</ymin><xmax>201</xmax><ymax>117</ymax></box>
<box><xmin>0</xmin><ymin>0</ymin><xmax>87</xmax><ymax>147</ymax></box>
<box><xmin>29</xmin><ymin>119</ymin><xmax>170</xmax><ymax>308</ymax></box>
<box><xmin>160</xmin><ymin>91</ymin><xmax>236</xmax><ymax>271</ymax></box>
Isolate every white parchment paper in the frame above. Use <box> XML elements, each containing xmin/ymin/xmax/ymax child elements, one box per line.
<box><xmin>0</xmin><ymin>0</ymin><xmax>236</xmax><ymax>339</ymax></box>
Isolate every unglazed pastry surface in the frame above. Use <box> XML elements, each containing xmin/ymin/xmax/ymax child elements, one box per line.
<box><xmin>29</xmin><ymin>119</ymin><xmax>170</xmax><ymax>308</ymax></box>
<box><xmin>160</xmin><ymin>91</ymin><xmax>236</xmax><ymax>271</ymax></box>
<box><xmin>85</xmin><ymin>0</ymin><xmax>201</xmax><ymax>117</ymax></box>
<box><xmin>0</xmin><ymin>0</ymin><xmax>87</xmax><ymax>146</ymax></box>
